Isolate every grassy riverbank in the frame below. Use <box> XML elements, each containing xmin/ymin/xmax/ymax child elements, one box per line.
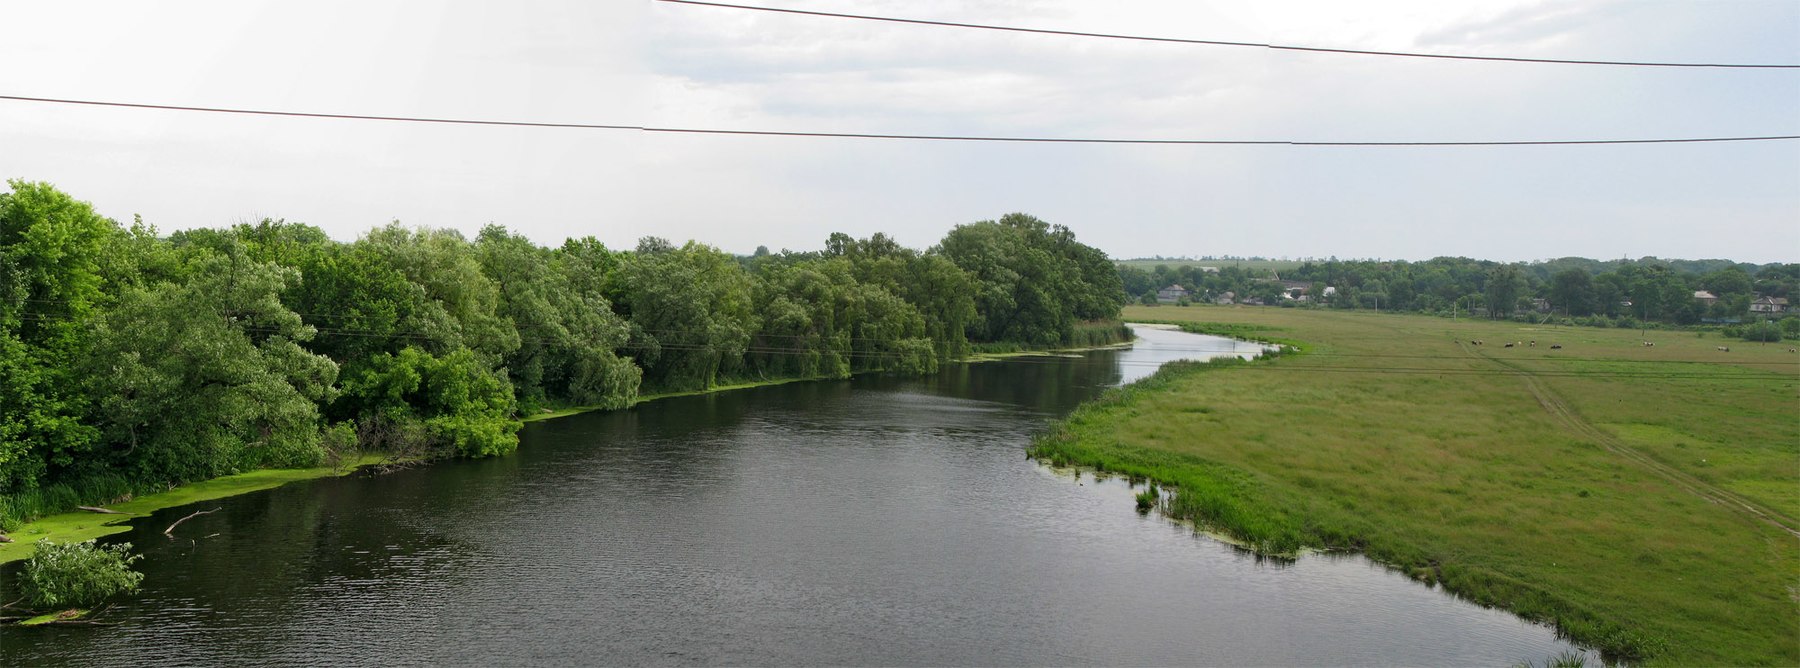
<box><xmin>1032</xmin><ymin>305</ymin><xmax>1798</xmax><ymax>665</ymax></box>
<box><xmin>0</xmin><ymin>454</ymin><xmax>390</xmax><ymax>564</ymax></box>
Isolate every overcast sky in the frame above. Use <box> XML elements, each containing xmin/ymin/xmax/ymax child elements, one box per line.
<box><xmin>2</xmin><ymin>1</ymin><xmax>1796</xmax><ymax>263</ymax></box>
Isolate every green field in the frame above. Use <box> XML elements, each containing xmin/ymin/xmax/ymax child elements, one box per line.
<box><xmin>1033</xmin><ymin>305</ymin><xmax>1798</xmax><ymax>665</ymax></box>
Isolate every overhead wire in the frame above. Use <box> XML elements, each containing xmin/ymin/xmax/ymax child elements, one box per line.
<box><xmin>657</xmin><ymin>0</ymin><xmax>1800</xmax><ymax>69</ymax></box>
<box><xmin>1</xmin><ymin>95</ymin><xmax>1794</xmax><ymax>146</ymax></box>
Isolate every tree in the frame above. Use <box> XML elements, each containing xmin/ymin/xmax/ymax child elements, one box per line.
<box><xmin>1484</xmin><ymin>265</ymin><xmax>1526</xmax><ymax>318</ymax></box>
<box><xmin>19</xmin><ymin>539</ymin><xmax>143</xmax><ymax>609</ymax></box>
<box><xmin>612</xmin><ymin>238</ymin><xmax>757</xmax><ymax>391</ymax></box>
<box><xmin>1549</xmin><ymin>269</ymin><xmax>1595</xmax><ymax>316</ymax></box>
<box><xmin>937</xmin><ymin>213</ymin><xmax>1122</xmax><ymax>345</ymax></box>
<box><xmin>86</xmin><ymin>245</ymin><xmax>339</xmax><ymax>483</ymax></box>
<box><xmin>336</xmin><ymin>346</ymin><xmax>520</xmax><ymax>458</ymax></box>
<box><xmin>477</xmin><ymin>225</ymin><xmax>637</xmax><ymax>409</ymax></box>
<box><xmin>0</xmin><ymin>182</ymin><xmax>112</xmax><ymax>493</ymax></box>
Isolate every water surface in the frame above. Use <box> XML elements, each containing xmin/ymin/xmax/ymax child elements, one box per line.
<box><xmin>1</xmin><ymin>326</ymin><xmax>1588</xmax><ymax>666</ymax></box>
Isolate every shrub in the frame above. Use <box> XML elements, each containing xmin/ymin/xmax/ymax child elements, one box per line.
<box><xmin>18</xmin><ymin>539</ymin><xmax>144</xmax><ymax>609</ymax></box>
<box><xmin>1738</xmin><ymin>321</ymin><xmax>1782</xmax><ymax>342</ymax></box>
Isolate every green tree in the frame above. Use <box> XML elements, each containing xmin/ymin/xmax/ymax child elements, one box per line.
<box><xmin>613</xmin><ymin>238</ymin><xmax>757</xmax><ymax>391</ymax></box>
<box><xmin>0</xmin><ymin>182</ymin><xmax>116</xmax><ymax>492</ymax></box>
<box><xmin>477</xmin><ymin>225</ymin><xmax>638</xmax><ymax>409</ymax></box>
<box><xmin>1549</xmin><ymin>269</ymin><xmax>1596</xmax><ymax>316</ymax></box>
<box><xmin>86</xmin><ymin>246</ymin><xmax>338</xmax><ymax>483</ymax></box>
<box><xmin>336</xmin><ymin>346</ymin><xmax>520</xmax><ymax>458</ymax></box>
<box><xmin>937</xmin><ymin>213</ymin><xmax>1122</xmax><ymax>345</ymax></box>
<box><xmin>18</xmin><ymin>539</ymin><xmax>144</xmax><ymax>609</ymax></box>
<box><xmin>1484</xmin><ymin>265</ymin><xmax>1526</xmax><ymax>318</ymax></box>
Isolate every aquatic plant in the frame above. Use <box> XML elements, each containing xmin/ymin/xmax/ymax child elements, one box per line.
<box><xmin>1135</xmin><ymin>484</ymin><xmax>1159</xmax><ymax>513</ymax></box>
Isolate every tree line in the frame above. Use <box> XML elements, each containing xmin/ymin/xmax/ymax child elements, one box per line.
<box><xmin>0</xmin><ymin>182</ymin><xmax>1127</xmax><ymax>527</ymax></box>
<box><xmin>1122</xmin><ymin>256</ymin><xmax>1798</xmax><ymax>330</ymax></box>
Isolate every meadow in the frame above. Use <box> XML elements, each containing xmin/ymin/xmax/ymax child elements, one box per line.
<box><xmin>1033</xmin><ymin>305</ymin><xmax>1798</xmax><ymax>665</ymax></box>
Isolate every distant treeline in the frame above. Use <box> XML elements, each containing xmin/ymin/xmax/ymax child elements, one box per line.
<box><xmin>0</xmin><ymin>181</ymin><xmax>1126</xmax><ymax>526</ymax></box>
<box><xmin>1122</xmin><ymin>256</ymin><xmax>1799</xmax><ymax>327</ymax></box>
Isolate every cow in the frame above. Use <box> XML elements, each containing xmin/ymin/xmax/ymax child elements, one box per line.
<box><xmin>1550</xmin><ymin>344</ymin><xmax>1562</xmax><ymax>349</ymax></box>
<box><xmin>1716</xmin><ymin>346</ymin><xmax>1731</xmax><ymax>352</ymax></box>
<box><xmin>1642</xmin><ymin>341</ymin><xmax>1655</xmax><ymax>347</ymax></box>
<box><xmin>1504</xmin><ymin>343</ymin><xmax>1514</xmax><ymax>348</ymax></box>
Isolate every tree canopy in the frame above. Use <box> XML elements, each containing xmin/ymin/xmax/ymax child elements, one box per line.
<box><xmin>0</xmin><ymin>182</ymin><xmax>1128</xmax><ymax>527</ymax></box>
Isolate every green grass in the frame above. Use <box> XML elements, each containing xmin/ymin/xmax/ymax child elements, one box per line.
<box><xmin>0</xmin><ymin>453</ymin><xmax>388</xmax><ymax>565</ymax></box>
<box><xmin>1031</xmin><ymin>305</ymin><xmax>1798</xmax><ymax>665</ymax></box>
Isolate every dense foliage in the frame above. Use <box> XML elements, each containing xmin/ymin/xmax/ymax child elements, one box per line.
<box><xmin>0</xmin><ymin>182</ymin><xmax>1127</xmax><ymax>527</ymax></box>
<box><xmin>1123</xmin><ymin>255</ymin><xmax>1798</xmax><ymax>334</ymax></box>
<box><xmin>18</xmin><ymin>539</ymin><xmax>144</xmax><ymax>609</ymax></box>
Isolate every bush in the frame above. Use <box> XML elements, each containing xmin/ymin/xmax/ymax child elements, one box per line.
<box><xmin>18</xmin><ymin>539</ymin><xmax>144</xmax><ymax>609</ymax></box>
<box><xmin>1738</xmin><ymin>321</ymin><xmax>1783</xmax><ymax>342</ymax></box>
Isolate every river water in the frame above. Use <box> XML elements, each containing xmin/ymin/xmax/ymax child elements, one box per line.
<box><xmin>2</xmin><ymin>325</ymin><xmax>1589</xmax><ymax>666</ymax></box>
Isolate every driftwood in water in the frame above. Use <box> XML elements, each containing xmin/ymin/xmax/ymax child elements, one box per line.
<box><xmin>164</xmin><ymin>507</ymin><xmax>221</xmax><ymax>537</ymax></box>
<box><xmin>77</xmin><ymin>505</ymin><xmax>128</xmax><ymax>515</ymax></box>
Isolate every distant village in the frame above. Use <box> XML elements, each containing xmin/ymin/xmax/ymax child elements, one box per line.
<box><xmin>1118</xmin><ymin>256</ymin><xmax>1795</xmax><ymax>329</ymax></box>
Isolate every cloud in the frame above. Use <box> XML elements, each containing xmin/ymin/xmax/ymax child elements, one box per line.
<box><xmin>0</xmin><ymin>0</ymin><xmax>1794</xmax><ymax>262</ymax></box>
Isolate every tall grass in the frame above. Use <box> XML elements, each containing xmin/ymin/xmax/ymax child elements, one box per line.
<box><xmin>0</xmin><ymin>473</ymin><xmax>139</xmax><ymax>531</ymax></box>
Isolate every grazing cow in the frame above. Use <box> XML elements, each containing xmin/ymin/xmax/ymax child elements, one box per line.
<box><xmin>1716</xmin><ymin>346</ymin><xmax>1731</xmax><ymax>352</ymax></box>
<box><xmin>1550</xmin><ymin>344</ymin><xmax>1562</xmax><ymax>349</ymax></box>
<box><xmin>1529</xmin><ymin>340</ymin><xmax>1536</xmax><ymax>347</ymax></box>
<box><xmin>1642</xmin><ymin>341</ymin><xmax>1655</xmax><ymax>347</ymax></box>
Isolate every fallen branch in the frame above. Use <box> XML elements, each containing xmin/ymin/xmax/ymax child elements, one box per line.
<box><xmin>78</xmin><ymin>505</ymin><xmax>128</xmax><ymax>515</ymax></box>
<box><xmin>0</xmin><ymin>533</ymin><xmax>11</xmax><ymax>543</ymax></box>
<box><xmin>164</xmin><ymin>507</ymin><xmax>221</xmax><ymax>537</ymax></box>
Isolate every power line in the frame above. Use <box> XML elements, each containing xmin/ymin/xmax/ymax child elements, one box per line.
<box><xmin>3</xmin><ymin>94</ymin><xmax>1795</xmax><ymax>147</ymax></box>
<box><xmin>658</xmin><ymin>0</ymin><xmax>1800</xmax><ymax>70</ymax></box>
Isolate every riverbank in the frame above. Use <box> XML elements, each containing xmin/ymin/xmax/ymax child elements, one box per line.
<box><xmin>3</xmin><ymin>334</ymin><xmax>1145</xmax><ymax>564</ymax></box>
<box><xmin>0</xmin><ymin>454</ymin><xmax>391</xmax><ymax>564</ymax></box>
<box><xmin>1031</xmin><ymin>305</ymin><xmax>1798</xmax><ymax>666</ymax></box>
<box><xmin>524</xmin><ymin>377</ymin><xmax>827</xmax><ymax>423</ymax></box>
<box><xmin>526</xmin><ymin>335</ymin><xmax>1141</xmax><ymax>423</ymax></box>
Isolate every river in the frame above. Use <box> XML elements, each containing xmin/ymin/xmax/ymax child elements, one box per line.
<box><xmin>1</xmin><ymin>325</ymin><xmax>1589</xmax><ymax>666</ymax></box>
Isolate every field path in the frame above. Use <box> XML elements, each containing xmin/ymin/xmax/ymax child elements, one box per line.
<box><xmin>1460</xmin><ymin>341</ymin><xmax>1800</xmax><ymax>538</ymax></box>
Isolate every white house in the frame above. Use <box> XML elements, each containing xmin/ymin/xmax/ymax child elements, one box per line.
<box><xmin>1750</xmin><ymin>296</ymin><xmax>1789</xmax><ymax>314</ymax></box>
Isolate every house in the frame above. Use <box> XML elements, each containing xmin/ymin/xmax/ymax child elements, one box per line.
<box><xmin>1277</xmin><ymin>280</ymin><xmax>1310</xmax><ymax>300</ymax></box>
<box><xmin>1749</xmin><ymin>296</ymin><xmax>1789</xmax><ymax>314</ymax></box>
<box><xmin>1693</xmin><ymin>291</ymin><xmax>1718</xmax><ymax>308</ymax></box>
<box><xmin>1156</xmin><ymin>284</ymin><xmax>1190</xmax><ymax>303</ymax></box>
<box><xmin>1213</xmin><ymin>291</ymin><xmax>1236</xmax><ymax>305</ymax></box>
<box><xmin>1531</xmin><ymin>298</ymin><xmax>1551</xmax><ymax>313</ymax></box>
